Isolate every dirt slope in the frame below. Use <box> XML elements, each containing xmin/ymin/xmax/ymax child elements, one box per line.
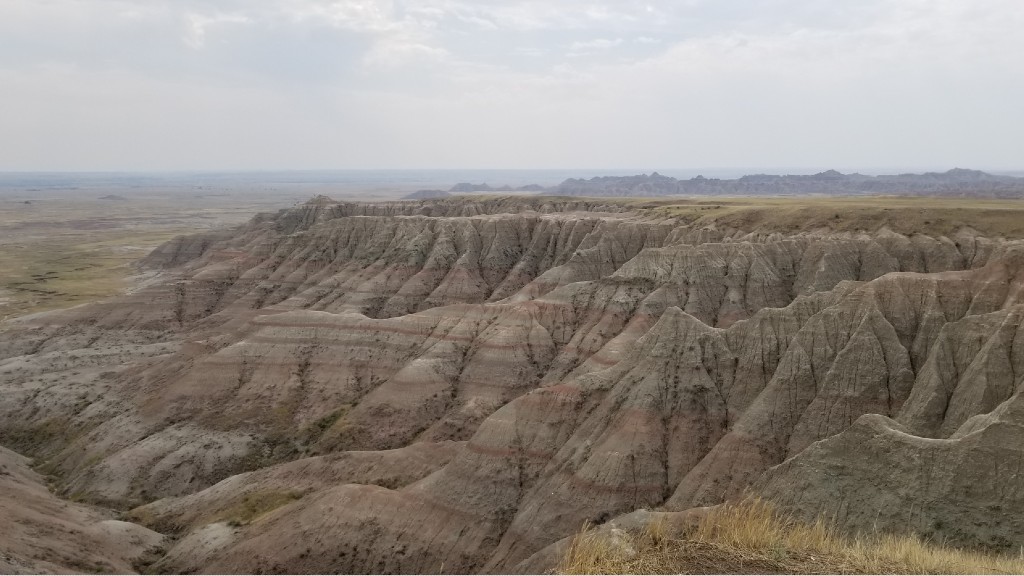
<box><xmin>0</xmin><ymin>445</ymin><xmax>162</xmax><ymax>574</ymax></box>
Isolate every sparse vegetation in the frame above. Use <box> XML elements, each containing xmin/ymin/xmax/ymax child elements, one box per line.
<box><xmin>1</xmin><ymin>418</ymin><xmax>79</xmax><ymax>457</ymax></box>
<box><xmin>640</xmin><ymin>196</ymin><xmax>1024</xmax><ymax>238</ymax></box>
<box><xmin>0</xmin><ymin>228</ymin><xmax>186</xmax><ymax>318</ymax></box>
<box><xmin>299</xmin><ymin>406</ymin><xmax>350</xmax><ymax>447</ymax></box>
<box><xmin>0</xmin><ymin>193</ymin><xmax>284</xmax><ymax>319</ymax></box>
<box><xmin>205</xmin><ymin>490</ymin><xmax>304</xmax><ymax>527</ymax></box>
<box><xmin>560</xmin><ymin>498</ymin><xmax>1024</xmax><ymax>574</ymax></box>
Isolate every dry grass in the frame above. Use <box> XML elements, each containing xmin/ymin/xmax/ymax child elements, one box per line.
<box><xmin>0</xmin><ymin>229</ymin><xmax>186</xmax><ymax>318</ymax></box>
<box><xmin>637</xmin><ymin>196</ymin><xmax>1024</xmax><ymax>238</ymax></box>
<box><xmin>560</xmin><ymin>498</ymin><xmax>1024</xmax><ymax>574</ymax></box>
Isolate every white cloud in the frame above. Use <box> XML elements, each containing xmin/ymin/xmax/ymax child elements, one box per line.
<box><xmin>363</xmin><ymin>40</ymin><xmax>449</xmax><ymax>68</ymax></box>
<box><xmin>282</xmin><ymin>0</ymin><xmax>400</xmax><ymax>33</ymax></box>
<box><xmin>184</xmin><ymin>12</ymin><xmax>251</xmax><ymax>49</ymax></box>
<box><xmin>0</xmin><ymin>0</ymin><xmax>1022</xmax><ymax>170</ymax></box>
<box><xmin>568</xmin><ymin>37</ymin><xmax>623</xmax><ymax>52</ymax></box>
<box><xmin>514</xmin><ymin>47</ymin><xmax>547</xmax><ymax>57</ymax></box>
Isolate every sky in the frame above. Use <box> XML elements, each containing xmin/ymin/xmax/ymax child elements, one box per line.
<box><xmin>0</xmin><ymin>0</ymin><xmax>1022</xmax><ymax>172</ymax></box>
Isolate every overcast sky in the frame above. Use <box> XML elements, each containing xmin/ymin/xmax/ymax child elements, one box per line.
<box><xmin>1</xmin><ymin>0</ymin><xmax>1022</xmax><ymax>171</ymax></box>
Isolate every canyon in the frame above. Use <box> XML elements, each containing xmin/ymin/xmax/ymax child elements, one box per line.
<box><xmin>2</xmin><ymin>194</ymin><xmax>1024</xmax><ymax>573</ymax></box>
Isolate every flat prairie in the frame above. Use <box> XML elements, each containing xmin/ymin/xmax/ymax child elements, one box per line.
<box><xmin>631</xmin><ymin>195</ymin><xmax>1024</xmax><ymax>237</ymax></box>
<box><xmin>0</xmin><ymin>191</ymin><xmax>302</xmax><ymax>318</ymax></box>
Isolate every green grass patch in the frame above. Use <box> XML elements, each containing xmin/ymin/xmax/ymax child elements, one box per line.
<box><xmin>208</xmin><ymin>490</ymin><xmax>305</xmax><ymax>527</ymax></box>
<box><xmin>0</xmin><ymin>229</ymin><xmax>186</xmax><ymax>318</ymax></box>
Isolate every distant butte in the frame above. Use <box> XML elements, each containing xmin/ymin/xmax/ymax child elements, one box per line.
<box><xmin>403</xmin><ymin>189</ymin><xmax>451</xmax><ymax>200</ymax></box>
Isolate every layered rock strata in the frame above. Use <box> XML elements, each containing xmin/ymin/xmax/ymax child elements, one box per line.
<box><xmin>1</xmin><ymin>196</ymin><xmax>1023</xmax><ymax>573</ymax></box>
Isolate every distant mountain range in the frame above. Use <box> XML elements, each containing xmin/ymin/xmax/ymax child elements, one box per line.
<box><xmin>416</xmin><ymin>169</ymin><xmax>1024</xmax><ymax>198</ymax></box>
<box><xmin>404</xmin><ymin>182</ymin><xmax>544</xmax><ymax>199</ymax></box>
<box><xmin>546</xmin><ymin>169</ymin><xmax>1024</xmax><ymax>197</ymax></box>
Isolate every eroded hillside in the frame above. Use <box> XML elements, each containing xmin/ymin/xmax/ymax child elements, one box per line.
<box><xmin>2</xmin><ymin>195</ymin><xmax>1023</xmax><ymax>573</ymax></box>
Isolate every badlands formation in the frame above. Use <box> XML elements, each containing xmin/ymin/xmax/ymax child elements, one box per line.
<box><xmin>2</xmin><ymin>195</ymin><xmax>1024</xmax><ymax>572</ymax></box>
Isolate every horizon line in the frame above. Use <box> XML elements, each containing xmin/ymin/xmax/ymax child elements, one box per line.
<box><xmin>1</xmin><ymin>166</ymin><xmax>1022</xmax><ymax>175</ymax></box>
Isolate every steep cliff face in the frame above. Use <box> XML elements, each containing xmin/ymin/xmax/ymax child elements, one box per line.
<box><xmin>2</xmin><ymin>196</ymin><xmax>1023</xmax><ymax>573</ymax></box>
<box><xmin>756</xmin><ymin>286</ymin><xmax>1024</xmax><ymax>552</ymax></box>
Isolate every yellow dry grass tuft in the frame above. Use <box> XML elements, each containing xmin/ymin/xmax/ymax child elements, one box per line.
<box><xmin>560</xmin><ymin>497</ymin><xmax>1024</xmax><ymax>574</ymax></box>
<box><xmin>205</xmin><ymin>490</ymin><xmax>304</xmax><ymax>527</ymax></box>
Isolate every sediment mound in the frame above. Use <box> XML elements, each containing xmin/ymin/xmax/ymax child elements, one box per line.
<box><xmin>0</xmin><ymin>446</ymin><xmax>162</xmax><ymax>573</ymax></box>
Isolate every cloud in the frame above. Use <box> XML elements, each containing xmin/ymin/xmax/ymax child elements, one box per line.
<box><xmin>283</xmin><ymin>0</ymin><xmax>401</xmax><ymax>33</ymax></box>
<box><xmin>0</xmin><ymin>0</ymin><xmax>1022</xmax><ymax>170</ymax></box>
<box><xmin>514</xmin><ymin>47</ymin><xmax>547</xmax><ymax>57</ymax></box>
<box><xmin>363</xmin><ymin>40</ymin><xmax>450</xmax><ymax>68</ymax></box>
<box><xmin>568</xmin><ymin>37</ymin><xmax>623</xmax><ymax>56</ymax></box>
<box><xmin>184</xmin><ymin>12</ymin><xmax>251</xmax><ymax>49</ymax></box>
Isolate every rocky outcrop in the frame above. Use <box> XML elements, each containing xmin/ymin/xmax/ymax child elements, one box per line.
<box><xmin>756</xmin><ymin>409</ymin><xmax>1024</xmax><ymax>552</ymax></box>
<box><xmin>756</xmin><ymin>298</ymin><xmax>1024</xmax><ymax>551</ymax></box>
<box><xmin>2</xmin><ymin>196</ymin><xmax>1024</xmax><ymax>573</ymax></box>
